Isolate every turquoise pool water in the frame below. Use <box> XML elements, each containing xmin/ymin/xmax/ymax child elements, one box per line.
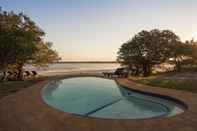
<box><xmin>42</xmin><ymin>77</ymin><xmax>185</xmax><ymax>119</ymax></box>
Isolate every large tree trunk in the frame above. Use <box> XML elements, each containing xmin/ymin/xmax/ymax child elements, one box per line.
<box><xmin>142</xmin><ymin>64</ymin><xmax>147</xmax><ymax>77</ymax></box>
<box><xmin>174</xmin><ymin>56</ymin><xmax>182</xmax><ymax>72</ymax></box>
<box><xmin>16</xmin><ymin>63</ymin><xmax>24</xmax><ymax>80</ymax></box>
<box><xmin>135</xmin><ymin>67</ymin><xmax>140</xmax><ymax>76</ymax></box>
<box><xmin>134</xmin><ymin>65</ymin><xmax>140</xmax><ymax>76</ymax></box>
<box><xmin>175</xmin><ymin>60</ymin><xmax>181</xmax><ymax>72</ymax></box>
<box><xmin>143</xmin><ymin>64</ymin><xmax>151</xmax><ymax>77</ymax></box>
<box><xmin>147</xmin><ymin>64</ymin><xmax>151</xmax><ymax>75</ymax></box>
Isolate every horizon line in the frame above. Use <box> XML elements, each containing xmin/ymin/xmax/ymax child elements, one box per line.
<box><xmin>56</xmin><ymin>61</ymin><xmax>118</xmax><ymax>63</ymax></box>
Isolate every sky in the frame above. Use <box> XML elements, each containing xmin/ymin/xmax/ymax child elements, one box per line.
<box><xmin>1</xmin><ymin>0</ymin><xmax>197</xmax><ymax>61</ymax></box>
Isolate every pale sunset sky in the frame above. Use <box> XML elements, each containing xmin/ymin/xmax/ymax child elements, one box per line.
<box><xmin>1</xmin><ymin>0</ymin><xmax>197</xmax><ymax>61</ymax></box>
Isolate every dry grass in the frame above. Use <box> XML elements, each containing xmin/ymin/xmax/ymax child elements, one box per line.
<box><xmin>129</xmin><ymin>72</ymin><xmax>197</xmax><ymax>93</ymax></box>
<box><xmin>0</xmin><ymin>80</ymin><xmax>38</xmax><ymax>99</ymax></box>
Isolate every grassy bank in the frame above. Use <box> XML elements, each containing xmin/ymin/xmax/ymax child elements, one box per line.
<box><xmin>129</xmin><ymin>72</ymin><xmax>197</xmax><ymax>93</ymax></box>
<box><xmin>0</xmin><ymin>80</ymin><xmax>38</xmax><ymax>99</ymax></box>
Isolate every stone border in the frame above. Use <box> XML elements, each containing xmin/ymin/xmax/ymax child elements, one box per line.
<box><xmin>0</xmin><ymin>73</ymin><xmax>197</xmax><ymax>131</ymax></box>
<box><xmin>116</xmin><ymin>80</ymin><xmax>188</xmax><ymax>111</ymax></box>
<box><xmin>42</xmin><ymin>75</ymin><xmax>186</xmax><ymax>120</ymax></box>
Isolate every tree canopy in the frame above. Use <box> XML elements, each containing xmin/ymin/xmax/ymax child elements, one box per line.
<box><xmin>117</xmin><ymin>29</ymin><xmax>182</xmax><ymax>76</ymax></box>
<box><xmin>0</xmin><ymin>8</ymin><xmax>60</xmax><ymax>80</ymax></box>
<box><xmin>32</xmin><ymin>41</ymin><xmax>60</xmax><ymax>67</ymax></box>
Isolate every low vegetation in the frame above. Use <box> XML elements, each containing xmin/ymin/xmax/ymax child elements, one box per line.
<box><xmin>117</xmin><ymin>29</ymin><xmax>197</xmax><ymax>77</ymax></box>
<box><xmin>0</xmin><ymin>80</ymin><xmax>38</xmax><ymax>99</ymax></box>
<box><xmin>129</xmin><ymin>71</ymin><xmax>197</xmax><ymax>93</ymax></box>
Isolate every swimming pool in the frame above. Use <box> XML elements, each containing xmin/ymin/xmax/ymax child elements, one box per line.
<box><xmin>42</xmin><ymin>77</ymin><xmax>185</xmax><ymax>119</ymax></box>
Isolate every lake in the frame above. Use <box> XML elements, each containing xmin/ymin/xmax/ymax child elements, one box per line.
<box><xmin>25</xmin><ymin>63</ymin><xmax>120</xmax><ymax>76</ymax></box>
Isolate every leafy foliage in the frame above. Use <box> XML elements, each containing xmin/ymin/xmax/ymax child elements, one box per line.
<box><xmin>0</xmin><ymin>8</ymin><xmax>60</xmax><ymax>80</ymax></box>
<box><xmin>118</xmin><ymin>29</ymin><xmax>182</xmax><ymax>76</ymax></box>
<box><xmin>0</xmin><ymin>9</ymin><xmax>44</xmax><ymax>68</ymax></box>
<box><xmin>32</xmin><ymin>42</ymin><xmax>61</xmax><ymax>67</ymax></box>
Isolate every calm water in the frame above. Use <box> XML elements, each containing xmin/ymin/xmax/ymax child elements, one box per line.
<box><xmin>25</xmin><ymin>63</ymin><xmax>120</xmax><ymax>75</ymax></box>
<box><xmin>42</xmin><ymin>77</ymin><xmax>185</xmax><ymax>119</ymax></box>
<box><xmin>24</xmin><ymin>63</ymin><xmax>174</xmax><ymax>75</ymax></box>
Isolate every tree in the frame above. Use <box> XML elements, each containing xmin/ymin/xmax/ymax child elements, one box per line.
<box><xmin>117</xmin><ymin>29</ymin><xmax>181</xmax><ymax>76</ymax></box>
<box><xmin>31</xmin><ymin>41</ymin><xmax>61</xmax><ymax>67</ymax></box>
<box><xmin>117</xmin><ymin>42</ymin><xmax>142</xmax><ymax>76</ymax></box>
<box><xmin>15</xmin><ymin>14</ymin><xmax>45</xmax><ymax>80</ymax></box>
<box><xmin>188</xmin><ymin>41</ymin><xmax>197</xmax><ymax>67</ymax></box>
<box><xmin>169</xmin><ymin>40</ymin><xmax>193</xmax><ymax>72</ymax></box>
<box><xmin>0</xmin><ymin>8</ymin><xmax>60</xmax><ymax>80</ymax></box>
<box><xmin>0</xmin><ymin>10</ymin><xmax>34</xmax><ymax>80</ymax></box>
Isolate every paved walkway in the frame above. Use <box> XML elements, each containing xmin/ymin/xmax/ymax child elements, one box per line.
<box><xmin>0</xmin><ymin>74</ymin><xmax>197</xmax><ymax>131</ymax></box>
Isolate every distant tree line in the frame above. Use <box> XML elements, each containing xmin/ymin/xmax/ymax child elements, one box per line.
<box><xmin>0</xmin><ymin>8</ymin><xmax>60</xmax><ymax>81</ymax></box>
<box><xmin>117</xmin><ymin>29</ymin><xmax>196</xmax><ymax>77</ymax></box>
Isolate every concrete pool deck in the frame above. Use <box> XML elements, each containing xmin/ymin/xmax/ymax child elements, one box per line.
<box><xmin>0</xmin><ymin>73</ymin><xmax>197</xmax><ymax>131</ymax></box>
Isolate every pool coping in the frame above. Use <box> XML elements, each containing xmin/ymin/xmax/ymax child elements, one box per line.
<box><xmin>116</xmin><ymin>81</ymin><xmax>188</xmax><ymax>111</ymax></box>
<box><xmin>0</xmin><ymin>73</ymin><xmax>197</xmax><ymax>131</ymax></box>
<box><xmin>42</xmin><ymin>76</ymin><xmax>183</xmax><ymax>120</ymax></box>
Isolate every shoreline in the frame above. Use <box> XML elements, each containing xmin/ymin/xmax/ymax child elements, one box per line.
<box><xmin>38</xmin><ymin>69</ymin><xmax>116</xmax><ymax>77</ymax></box>
<box><xmin>24</xmin><ymin>63</ymin><xmax>120</xmax><ymax>75</ymax></box>
<box><xmin>54</xmin><ymin>61</ymin><xmax>118</xmax><ymax>64</ymax></box>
